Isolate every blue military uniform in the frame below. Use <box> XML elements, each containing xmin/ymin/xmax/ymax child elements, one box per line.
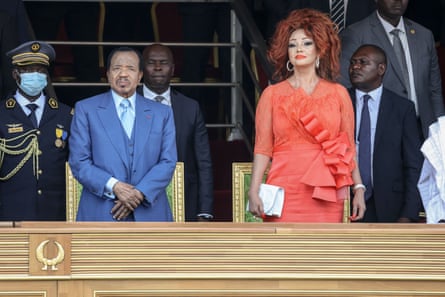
<box><xmin>0</xmin><ymin>41</ymin><xmax>73</xmax><ymax>221</ymax></box>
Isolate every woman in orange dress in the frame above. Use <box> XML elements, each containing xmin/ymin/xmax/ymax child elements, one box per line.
<box><xmin>248</xmin><ymin>9</ymin><xmax>366</xmax><ymax>222</ymax></box>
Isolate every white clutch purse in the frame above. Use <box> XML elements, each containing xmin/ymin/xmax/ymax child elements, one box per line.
<box><xmin>247</xmin><ymin>183</ymin><xmax>285</xmax><ymax>217</ymax></box>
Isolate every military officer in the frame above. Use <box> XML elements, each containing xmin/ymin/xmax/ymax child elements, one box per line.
<box><xmin>0</xmin><ymin>41</ymin><xmax>73</xmax><ymax>221</ymax></box>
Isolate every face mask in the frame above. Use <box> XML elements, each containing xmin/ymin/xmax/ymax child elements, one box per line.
<box><xmin>18</xmin><ymin>72</ymin><xmax>48</xmax><ymax>96</ymax></box>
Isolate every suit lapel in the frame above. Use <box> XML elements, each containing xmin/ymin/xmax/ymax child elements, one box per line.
<box><xmin>404</xmin><ymin>20</ymin><xmax>418</xmax><ymax>90</ymax></box>
<box><xmin>348</xmin><ymin>88</ymin><xmax>358</xmax><ymax>139</ymax></box>
<box><xmin>170</xmin><ymin>91</ymin><xmax>180</xmax><ymax>128</ymax></box>
<box><xmin>133</xmin><ymin>94</ymin><xmax>153</xmax><ymax>164</ymax></box>
<box><xmin>8</xmin><ymin>99</ymin><xmax>33</xmax><ymax>128</ymax></box>
<box><xmin>97</xmin><ymin>92</ymin><xmax>128</xmax><ymax>166</ymax></box>
<box><xmin>369</xmin><ymin>14</ymin><xmax>407</xmax><ymax>88</ymax></box>
<box><xmin>374</xmin><ymin>89</ymin><xmax>392</xmax><ymax>151</ymax></box>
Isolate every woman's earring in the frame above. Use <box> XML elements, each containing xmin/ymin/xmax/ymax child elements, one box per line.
<box><xmin>315</xmin><ymin>56</ymin><xmax>320</xmax><ymax>69</ymax></box>
<box><xmin>286</xmin><ymin>60</ymin><xmax>294</xmax><ymax>72</ymax></box>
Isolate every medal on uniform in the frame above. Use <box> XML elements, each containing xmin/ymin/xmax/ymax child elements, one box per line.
<box><xmin>55</xmin><ymin>127</ymin><xmax>63</xmax><ymax>148</ymax></box>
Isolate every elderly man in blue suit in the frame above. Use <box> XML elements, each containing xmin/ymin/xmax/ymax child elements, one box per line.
<box><xmin>69</xmin><ymin>47</ymin><xmax>177</xmax><ymax>221</ymax></box>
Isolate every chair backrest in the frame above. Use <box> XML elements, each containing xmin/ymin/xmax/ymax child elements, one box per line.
<box><xmin>66</xmin><ymin>162</ymin><xmax>185</xmax><ymax>222</ymax></box>
<box><xmin>232</xmin><ymin>162</ymin><xmax>350</xmax><ymax>223</ymax></box>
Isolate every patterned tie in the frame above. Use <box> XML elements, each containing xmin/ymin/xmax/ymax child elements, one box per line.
<box><xmin>26</xmin><ymin>103</ymin><xmax>38</xmax><ymax>128</ymax></box>
<box><xmin>154</xmin><ymin>95</ymin><xmax>165</xmax><ymax>103</ymax></box>
<box><xmin>390</xmin><ymin>29</ymin><xmax>411</xmax><ymax>99</ymax></box>
<box><xmin>119</xmin><ymin>99</ymin><xmax>134</xmax><ymax>138</ymax></box>
<box><xmin>358</xmin><ymin>94</ymin><xmax>373</xmax><ymax>200</ymax></box>
<box><xmin>331</xmin><ymin>0</ymin><xmax>346</xmax><ymax>32</ymax></box>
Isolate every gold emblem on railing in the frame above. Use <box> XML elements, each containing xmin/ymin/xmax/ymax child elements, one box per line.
<box><xmin>35</xmin><ymin>240</ymin><xmax>65</xmax><ymax>271</ymax></box>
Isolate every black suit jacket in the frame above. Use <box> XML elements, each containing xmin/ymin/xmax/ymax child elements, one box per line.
<box><xmin>171</xmin><ymin>90</ymin><xmax>213</xmax><ymax>221</ymax></box>
<box><xmin>349</xmin><ymin>87</ymin><xmax>423</xmax><ymax>222</ymax></box>
<box><xmin>138</xmin><ymin>87</ymin><xmax>214</xmax><ymax>221</ymax></box>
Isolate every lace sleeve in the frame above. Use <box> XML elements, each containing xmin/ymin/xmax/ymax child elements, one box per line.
<box><xmin>254</xmin><ymin>86</ymin><xmax>274</xmax><ymax>157</ymax></box>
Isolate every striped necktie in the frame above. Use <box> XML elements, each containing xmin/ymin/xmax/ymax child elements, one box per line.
<box><xmin>331</xmin><ymin>0</ymin><xmax>346</xmax><ymax>32</ymax></box>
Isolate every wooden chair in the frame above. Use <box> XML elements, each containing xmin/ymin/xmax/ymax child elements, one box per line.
<box><xmin>232</xmin><ymin>162</ymin><xmax>350</xmax><ymax>223</ymax></box>
<box><xmin>66</xmin><ymin>162</ymin><xmax>185</xmax><ymax>222</ymax></box>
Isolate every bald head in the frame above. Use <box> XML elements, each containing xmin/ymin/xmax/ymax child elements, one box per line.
<box><xmin>142</xmin><ymin>43</ymin><xmax>175</xmax><ymax>94</ymax></box>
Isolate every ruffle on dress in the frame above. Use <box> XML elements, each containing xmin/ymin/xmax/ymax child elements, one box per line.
<box><xmin>299</xmin><ymin>111</ymin><xmax>354</xmax><ymax>202</ymax></box>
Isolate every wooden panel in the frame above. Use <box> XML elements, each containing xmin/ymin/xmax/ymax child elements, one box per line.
<box><xmin>0</xmin><ymin>222</ymin><xmax>445</xmax><ymax>296</ymax></box>
<box><xmin>0</xmin><ymin>280</ymin><xmax>56</xmax><ymax>297</ymax></box>
<box><xmin>29</xmin><ymin>234</ymin><xmax>71</xmax><ymax>276</ymax></box>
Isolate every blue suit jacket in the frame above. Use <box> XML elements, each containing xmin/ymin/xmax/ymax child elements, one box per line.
<box><xmin>349</xmin><ymin>87</ymin><xmax>423</xmax><ymax>222</ymax></box>
<box><xmin>340</xmin><ymin>12</ymin><xmax>444</xmax><ymax>137</ymax></box>
<box><xmin>69</xmin><ymin>91</ymin><xmax>177</xmax><ymax>221</ymax></box>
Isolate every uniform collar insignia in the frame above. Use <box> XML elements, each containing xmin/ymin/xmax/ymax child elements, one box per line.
<box><xmin>48</xmin><ymin>97</ymin><xmax>58</xmax><ymax>109</ymax></box>
<box><xmin>6</xmin><ymin>98</ymin><xmax>16</xmax><ymax>109</ymax></box>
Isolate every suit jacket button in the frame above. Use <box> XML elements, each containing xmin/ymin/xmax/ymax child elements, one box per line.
<box><xmin>37</xmin><ymin>189</ymin><xmax>42</xmax><ymax>195</ymax></box>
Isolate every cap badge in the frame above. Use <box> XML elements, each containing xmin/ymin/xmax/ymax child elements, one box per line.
<box><xmin>31</xmin><ymin>42</ymin><xmax>40</xmax><ymax>52</ymax></box>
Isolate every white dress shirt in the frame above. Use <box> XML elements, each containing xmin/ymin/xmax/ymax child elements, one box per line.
<box><xmin>143</xmin><ymin>85</ymin><xmax>171</xmax><ymax>106</ymax></box>
<box><xmin>16</xmin><ymin>90</ymin><xmax>45</xmax><ymax>126</ymax></box>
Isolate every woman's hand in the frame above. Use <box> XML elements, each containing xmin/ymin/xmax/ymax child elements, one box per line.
<box><xmin>248</xmin><ymin>190</ymin><xmax>264</xmax><ymax>217</ymax></box>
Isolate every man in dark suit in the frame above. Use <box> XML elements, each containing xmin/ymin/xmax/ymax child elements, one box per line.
<box><xmin>0</xmin><ymin>41</ymin><xmax>72</xmax><ymax>221</ymax></box>
<box><xmin>69</xmin><ymin>47</ymin><xmax>177</xmax><ymax>222</ymax></box>
<box><xmin>349</xmin><ymin>44</ymin><xmax>423</xmax><ymax>222</ymax></box>
<box><xmin>141</xmin><ymin>43</ymin><xmax>214</xmax><ymax>222</ymax></box>
<box><xmin>340</xmin><ymin>0</ymin><xmax>445</xmax><ymax>139</ymax></box>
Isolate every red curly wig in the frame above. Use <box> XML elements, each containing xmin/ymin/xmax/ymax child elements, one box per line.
<box><xmin>268</xmin><ymin>8</ymin><xmax>341</xmax><ymax>82</ymax></box>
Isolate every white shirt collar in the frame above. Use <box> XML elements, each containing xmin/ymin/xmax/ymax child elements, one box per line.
<box><xmin>111</xmin><ymin>90</ymin><xmax>136</xmax><ymax>112</ymax></box>
<box><xmin>376</xmin><ymin>11</ymin><xmax>406</xmax><ymax>34</ymax></box>
<box><xmin>143</xmin><ymin>85</ymin><xmax>171</xmax><ymax>106</ymax></box>
<box><xmin>15</xmin><ymin>90</ymin><xmax>45</xmax><ymax>116</ymax></box>
<box><xmin>355</xmin><ymin>85</ymin><xmax>383</xmax><ymax>104</ymax></box>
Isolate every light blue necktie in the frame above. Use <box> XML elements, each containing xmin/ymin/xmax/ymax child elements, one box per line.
<box><xmin>119</xmin><ymin>99</ymin><xmax>134</xmax><ymax>138</ymax></box>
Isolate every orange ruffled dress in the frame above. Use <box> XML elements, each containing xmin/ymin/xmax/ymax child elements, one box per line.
<box><xmin>254</xmin><ymin>79</ymin><xmax>356</xmax><ymax>222</ymax></box>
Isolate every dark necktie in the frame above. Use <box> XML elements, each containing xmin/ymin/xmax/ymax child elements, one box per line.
<box><xmin>390</xmin><ymin>29</ymin><xmax>411</xmax><ymax>99</ymax></box>
<box><xmin>154</xmin><ymin>95</ymin><xmax>165</xmax><ymax>103</ymax></box>
<box><xmin>26</xmin><ymin>103</ymin><xmax>39</xmax><ymax>128</ymax></box>
<box><xmin>358</xmin><ymin>94</ymin><xmax>373</xmax><ymax>200</ymax></box>
<box><xmin>331</xmin><ymin>0</ymin><xmax>346</xmax><ymax>32</ymax></box>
